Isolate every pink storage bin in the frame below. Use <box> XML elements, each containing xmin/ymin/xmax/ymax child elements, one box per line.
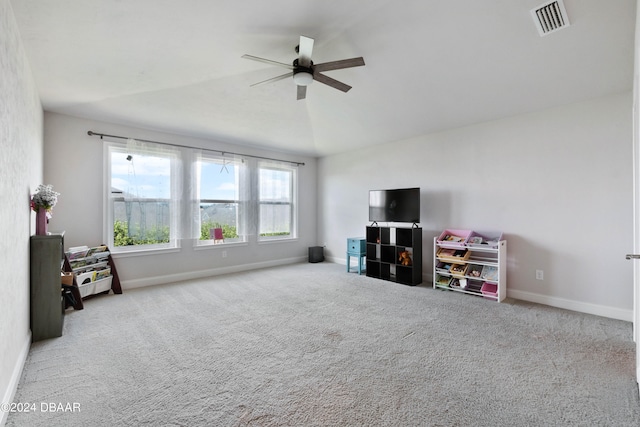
<box><xmin>468</xmin><ymin>231</ymin><xmax>503</xmax><ymax>248</ymax></box>
<box><xmin>481</xmin><ymin>282</ymin><xmax>498</xmax><ymax>300</ymax></box>
<box><xmin>437</xmin><ymin>229</ymin><xmax>472</xmax><ymax>248</ymax></box>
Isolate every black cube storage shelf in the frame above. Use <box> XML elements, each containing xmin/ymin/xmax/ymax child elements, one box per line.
<box><xmin>365</xmin><ymin>226</ymin><xmax>422</xmax><ymax>286</ymax></box>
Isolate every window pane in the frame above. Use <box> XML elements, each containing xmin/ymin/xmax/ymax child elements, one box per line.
<box><xmin>198</xmin><ymin>158</ymin><xmax>242</xmax><ymax>241</ymax></box>
<box><xmin>200</xmin><ymin>160</ymin><xmax>239</xmax><ymax>201</ymax></box>
<box><xmin>259</xmin><ymin>166</ymin><xmax>294</xmax><ymax>238</ymax></box>
<box><xmin>199</xmin><ymin>202</ymin><xmax>239</xmax><ymax>240</ymax></box>
<box><xmin>259</xmin><ymin>203</ymin><xmax>291</xmax><ymax>236</ymax></box>
<box><xmin>259</xmin><ymin>168</ymin><xmax>291</xmax><ymax>201</ymax></box>
<box><xmin>113</xmin><ymin>200</ymin><xmax>170</xmax><ymax>246</ymax></box>
<box><xmin>111</xmin><ymin>149</ymin><xmax>172</xmax><ymax>247</ymax></box>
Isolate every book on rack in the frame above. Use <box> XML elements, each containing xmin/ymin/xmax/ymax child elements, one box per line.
<box><xmin>94</xmin><ymin>267</ymin><xmax>111</xmax><ymax>280</ymax></box>
<box><xmin>66</xmin><ymin>246</ymin><xmax>90</xmax><ymax>260</ymax></box>
<box><xmin>87</xmin><ymin>245</ymin><xmax>108</xmax><ymax>256</ymax></box>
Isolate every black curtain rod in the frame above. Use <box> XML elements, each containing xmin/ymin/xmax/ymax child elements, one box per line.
<box><xmin>87</xmin><ymin>131</ymin><xmax>305</xmax><ymax>166</ymax></box>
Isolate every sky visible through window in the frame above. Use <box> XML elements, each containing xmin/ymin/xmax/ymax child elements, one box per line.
<box><xmin>112</xmin><ymin>152</ymin><xmax>292</xmax><ymax>201</ymax></box>
<box><xmin>112</xmin><ymin>153</ymin><xmax>238</xmax><ymax>200</ymax></box>
<box><xmin>199</xmin><ymin>160</ymin><xmax>238</xmax><ymax>200</ymax></box>
<box><xmin>260</xmin><ymin>168</ymin><xmax>291</xmax><ymax>201</ymax></box>
<box><xmin>111</xmin><ymin>152</ymin><xmax>170</xmax><ymax>199</ymax></box>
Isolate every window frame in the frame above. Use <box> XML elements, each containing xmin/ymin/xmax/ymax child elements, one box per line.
<box><xmin>195</xmin><ymin>153</ymin><xmax>247</xmax><ymax>247</ymax></box>
<box><xmin>104</xmin><ymin>142</ymin><xmax>181</xmax><ymax>253</ymax></box>
<box><xmin>257</xmin><ymin>162</ymin><xmax>298</xmax><ymax>242</ymax></box>
<box><xmin>104</xmin><ymin>142</ymin><xmax>300</xmax><ymax>253</ymax></box>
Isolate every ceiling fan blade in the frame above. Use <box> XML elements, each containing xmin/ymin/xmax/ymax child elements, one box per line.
<box><xmin>297</xmin><ymin>85</ymin><xmax>307</xmax><ymax>100</ymax></box>
<box><xmin>241</xmin><ymin>54</ymin><xmax>294</xmax><ymax>70</ymax></box>
<box><xmin>250</xmin><ymin>72</ymin><xmax>292</xmax><ymax>87</ymax></box>
<box><xmin>312</xmin><ymin>72</ymin><xmax>352</xmax><ymax>93</ymax></box>
<box><xmin>314</xmin><ymin>57</ymin><xmax>365</xmax><ymax>73</ymax></box>
<box><xmin>298</xmin><ymin>35</ymin><xmax>314</xmax><ymax>67</ymax></box>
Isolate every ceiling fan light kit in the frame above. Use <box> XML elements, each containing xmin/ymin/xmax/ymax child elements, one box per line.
<box><xmin>293</xmin><ymin>71</ymin><xmax>313</xmax><ymax>86</ymax></box>
<box><xmin>243</xmin><ymin>35</ymin><xmax>365</xmax><ymax>100</ymax></box>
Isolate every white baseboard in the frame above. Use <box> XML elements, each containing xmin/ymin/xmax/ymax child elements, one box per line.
<box><xmin>1</xmin><ymin>332</ymin><xmax>31</xmax><ymax>427</ymax></box>
<box><xmin>129</xmin><ymin>256</ymin><xmax>633</xmax><ymax>322</ymax></box>
<box><xmin>121</xmin><ymin>256</ymin><xmax>307</xmax><ymax>290</ymax></box>
<box><xmin>507</xmin><ymin>289</ymin><xmax>633</xmax><ymax>322</ymax></box>
<box><xmin>335</xmin><ymin>257</ymin><xmax>632</xmax><ymax>322</ymax></box>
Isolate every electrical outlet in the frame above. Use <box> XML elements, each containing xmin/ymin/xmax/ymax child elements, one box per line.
<box><xmin>536</xmin><ymin>269</ymin><xmax>544</xmax><ymax>280</ymax></box>
<box><xmin>222</xmin><ymin>250</ymin><xmax>227</xmax><ymax>258</ymax></box>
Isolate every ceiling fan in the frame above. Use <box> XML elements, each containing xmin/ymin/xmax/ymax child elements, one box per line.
<box><xmin>242</xmin><ymin>35</ymin><xmax>365</xmax><ymax>100</ymax></box>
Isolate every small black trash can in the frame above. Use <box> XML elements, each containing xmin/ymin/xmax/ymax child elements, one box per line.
<box><xmin>308</xmin><ymin>246</ymin><xmax>324</xmax><ymax>263</ymax></box>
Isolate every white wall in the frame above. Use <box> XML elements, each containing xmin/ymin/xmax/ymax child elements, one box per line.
<box><xmin>43</xmin><ymin>112</ymin><xmax>318</xmax><ymax>288</ymax></box>
<box><xmin>0</xmin><ymin>0</ymin><xmax>44</xmax><ymax>422</ymax></box>
<box><xmin>319</xmin><ymin>93</ymin><xmax>633</xmax><ymax>320</ymax></box>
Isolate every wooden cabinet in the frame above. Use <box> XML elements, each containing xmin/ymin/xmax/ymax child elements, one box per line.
<box><xmin>30</xmin><ymin>234</ymin><xmax>65</xmax><ymax>342</ymax></box>
<box><xmin>365</xmin><ymin>226</ymin><xmax>422</xmax><ymax>285</ymax></box>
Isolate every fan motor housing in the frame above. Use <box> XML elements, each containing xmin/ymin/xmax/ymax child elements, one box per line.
<box><xmin>293</xmin><ymin>58</ymin><xmax>313</xmax><ymax>72</ymax></box>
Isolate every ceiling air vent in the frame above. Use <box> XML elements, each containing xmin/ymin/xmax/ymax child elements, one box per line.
<box><xmin>531</xmin><ymin>0</ymin><xmax>570</xmax><ymax>37</ymax></box>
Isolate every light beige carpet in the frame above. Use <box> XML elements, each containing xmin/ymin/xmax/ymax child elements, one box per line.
<box><xmin>7</xmin><ymin>262</ymin><xmax>640</xmax><ymax>426</ymax></box>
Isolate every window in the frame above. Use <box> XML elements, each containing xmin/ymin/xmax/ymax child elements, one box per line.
<box><xmin>258</xmin><ymin>162</ymin><xmax>297</xmax><ymax>240</ymax></box>
<box><xmin>107</xmin><ymin>141</ymin><xmax>181</xmax><ymax>251</ymax></box>
<box><xmin>197</xmin><ymin>154</ymin><xmax>246</xmax><ymax>245</ymax></box>
<box><xmin>105</xmin><ymin>139</ymin><xmax>299</xmax><ymax>252</ymax></box>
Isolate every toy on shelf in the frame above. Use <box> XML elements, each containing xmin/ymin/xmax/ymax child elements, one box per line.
<box><xmin>398</xmin><ymin>250</ymin><xmax>412</xmax><ymax>266</ymax></box>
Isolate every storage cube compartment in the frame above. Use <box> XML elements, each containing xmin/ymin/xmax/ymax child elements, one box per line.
<box><xmin>366</xmin><ymin>243</ymin><xmax>378</xmax><ymax>260</ymax></box>
<box><xmin>379</xmin><ymin>228</ymin><xmax>391</xmax><ymax>245</ymax></box>
<box><xmin>396</xmin><ymin>266</ymin><xmax>413</xmax><ymax>284</ymax></box>
<box><xmin>436</xmin><ymin>247</ymin><xmax>470</xmax><ymax>262</ymax></box>
<box><xmin>395</xmin><ymin>228</ymin><xmax>414</xmax><ymax>247</ymax></box>
<box><xmin>366</xmin><ymin>227</ymin><xmax>380</xmax><ymax>244</ymax></box>
<box><xmin>366</xmin><ymin>260</ymin><xmax>381</xmax><ymax>277</ymax></box>
<box><xmin>467</xmin><ymin>231</ymin><xmax>503</xmax><ymax>248</ymax></box>
<box><xmin>481</xmin><ymin>282</ymin><xmax>498</xmax><ymax>299</ymax></box>
<box><xmin>449</xmin><ymin>263</ymin><xmax>468</xmax><ymax>278</ymax></box>
<box><xmin>381</xmin><ymin>245</ymin><xmax>396</xmax><ymax>263</ymax></box>
<box><xmin>437</xmin><ymin>229</ymin><xmax>472</xmax><ymax>248</ymax></box>
<box><xmin>396</xmin><ymin>247</ymin><xmax>413</xmax><ymax>266</ymax></box>
<box><xmin>380</xmin><ymin>263</ymin><xmax>392</xmax><ymax>280</ymax></box>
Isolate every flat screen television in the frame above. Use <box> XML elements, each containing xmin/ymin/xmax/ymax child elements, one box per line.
<box><xmin>369</xmin><ymin>187</ymin><xmax>420</xmax><ymax>224</ymax></box>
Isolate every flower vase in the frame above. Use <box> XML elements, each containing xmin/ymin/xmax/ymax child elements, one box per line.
<box><xmin>36</xmin><ymin>209</ymin><xmax>48</xmax><ymax>235</ymax></box>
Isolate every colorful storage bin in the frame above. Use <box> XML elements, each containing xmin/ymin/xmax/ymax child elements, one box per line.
<box><xmin>467</xmin><ymin>231</ymin><xmax>503</xmax><ymax>248</ymax></box>
<box><xmin>437</xmin><ymin>229</ymin><xmax>472</xmax><ymax>248</ymax></box>
<box><xmin>481</xmin><ymin>282</ymin><xmax>498</xmax><ymax>299</ymax></box>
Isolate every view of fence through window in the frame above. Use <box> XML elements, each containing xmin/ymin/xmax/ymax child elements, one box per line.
<box><xmin>198</xmin><ymin>157</ymin><xmax>241</xmax><ymax>241</ymax></box>
<box><xmin>111</xmin><ymin>150</ymin><xmax>172</xmax><ymax>246</ymax></box>
<box><xmin>259</xmin><ymin>166</ymin><xmax>293</xmax><ymax>237</ymax></box>
<box><xmin>110</xmin><ymin>147</ymin><xmax>296</xmax><ymax>247</ymax></box>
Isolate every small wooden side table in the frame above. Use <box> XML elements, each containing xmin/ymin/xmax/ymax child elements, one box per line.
<box><xmin>347</xmin><ymin>237</ymin><xmax>366</xmax><ymax>275</ymax></box>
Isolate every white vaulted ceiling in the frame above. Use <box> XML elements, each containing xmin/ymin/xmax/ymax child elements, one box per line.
<box><xmin>10</xmin><ymin>0</ymin><xmax>636</xmax><ymax>157</ymax></box>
